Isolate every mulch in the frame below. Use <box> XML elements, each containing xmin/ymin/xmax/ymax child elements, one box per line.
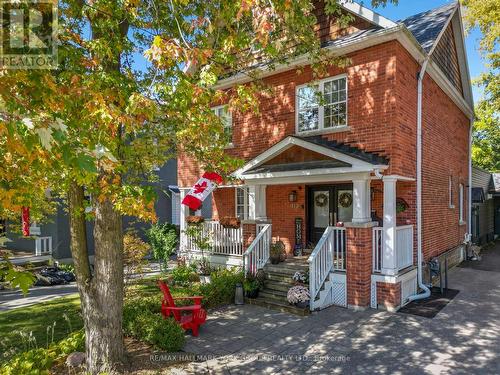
<box><xmin>398</xmin><ymin>287</ymin><xmax>459</xmax><ymax>319</ymax></box>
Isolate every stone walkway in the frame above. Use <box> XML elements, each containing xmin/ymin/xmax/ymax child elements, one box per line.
<box><xmin>176</xmin><ymin>242</ymin><xmax>500</xmax><ymax>374</ymax></box>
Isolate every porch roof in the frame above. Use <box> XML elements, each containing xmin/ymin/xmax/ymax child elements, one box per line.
<box><xmin>234</xmin><ymin>135</ymin><xmax>388</xmax><ymax>183</ymax></box>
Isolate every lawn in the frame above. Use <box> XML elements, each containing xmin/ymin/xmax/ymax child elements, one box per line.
<box><xmin>0</xmin><ymin>294</ymin><xmax>82</xmax><ymax>362</ymax></box>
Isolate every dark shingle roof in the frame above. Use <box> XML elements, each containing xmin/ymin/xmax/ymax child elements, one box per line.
<box><xmin>295</xmin><ymin>135</ymin><xmax>389</xmax><ymax>165</ymax></box>
<box><xmin>400</xmin><ymin>2</ymin><xmax>457</xmax><ymax>53</ymax></box>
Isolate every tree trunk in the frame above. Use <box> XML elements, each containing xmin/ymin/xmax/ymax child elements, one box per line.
<box><xmin>85</xmin><ymin>196</ymin><xmax>124</xmax><ymax>373</ymax></box>
<box><xmin>68</xmin><ymin>182</ymin><xmax>124</xmax><ymax>374</ymax></box>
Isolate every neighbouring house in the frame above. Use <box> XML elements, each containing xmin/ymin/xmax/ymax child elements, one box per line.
<box><xmin>2</xmin><ymin>159</ymin><xmax>209</xmax><ymax>262</ymax></box>
<box><xmin>492</xmin><ymin>174</ymin><xmax>500</xmax><ymax>238</ymax></box>
<box><xmin>471</xmin><ymin>166</ymin><xmax>496</xmax><ymax>245</ymax></box>
<box><xmin>178</xmin><ymin>1</ymin><xmax>474</xmax><ymax>312</ymax></box>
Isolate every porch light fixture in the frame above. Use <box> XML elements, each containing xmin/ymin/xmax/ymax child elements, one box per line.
<box><xmin>289</xmin><ymin>190</ymin><xmax>298</xmax><ymax>203</ymax></box>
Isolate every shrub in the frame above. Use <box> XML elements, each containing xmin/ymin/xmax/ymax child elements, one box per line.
<box><xmin>123</xmin><ymin>232</ymin><xmax>151</xmax><ymax>289</ymax></box>
<box><xmin>0</xmin><ymin>330</ymin><xmax>84</xmax><ymax>375</ymax></box>
<box><xmin>123</xmin><ymin>299</ymin><xmax>185</xmax><ymax>352</ymax></box>
<box><xmin>170</xmin><ymin>264</ymin><xmax>197</xmax><ymax>286</ymax></box>
<box><xmin>199</xmin><ymin>268</ymin><xmax>244</xmax><ymax>309</ymax></box>
<box><xmin>146</xmin><ymin>223</ymin><xmax>178</xmax><ymax>271</ymax></box>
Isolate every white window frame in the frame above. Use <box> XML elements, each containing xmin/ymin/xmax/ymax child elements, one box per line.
<box><xmin>171</xmin><ymin>192</ymin><xmax>181</xmax><ymax>226</ymax></box>
<box><xmin>235</xmin><ymin>187</ymin><xmax>250</xmax><ymax>220</ymax></box>
<box><xmin>295</xmin><ymin>73</ymin><xmax>348</xmax><ymax>135</ymax></box>
<box><xmin>212</xmin><ymin>104</ymin><xmax>233</xmax><ymax>147</ymax></box>
<box><xmin>459</xmin><ymin>183</ymin><xmax>465</xmax><ymax>224</ymax></box>
<box><xmin>449</xmin><ymin>176</ymin><xmax>455</xmax><ymax>208</ymax></box>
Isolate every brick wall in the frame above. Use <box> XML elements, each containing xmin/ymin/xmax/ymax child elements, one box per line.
<box><xmin>346</xmin><ymin>226</ymin><xmax>372</xmax><ymax>308</ymax></box>
<box><xmin>376</xmin><ymin>282</ymin><xmax>401</xmax><ymax>310</ymax></box>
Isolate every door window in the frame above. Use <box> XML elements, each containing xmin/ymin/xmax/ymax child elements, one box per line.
<box><xmin>313</xmin><ymin>191</ymin><xmax>330</xmax><ymax>228</ymax></box>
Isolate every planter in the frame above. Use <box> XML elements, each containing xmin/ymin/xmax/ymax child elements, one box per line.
<box><xmin>186</xmin><ymin>215</ymin><xmax>204</xmax><ymax>225</ymax></box>
<box><xmin>220</xmin><ymin>217</ymin><xmax>241</xmax><ymax>229</ymax></box>
<box><xmin>199</xmin><ymin>275</ymin><xmax>211</xmax><ymax>284</ymax></box>
<box><xmin>245</xmin><ymin>289</ymin><xmax>259</xmax><ymax>299</ymax></box>
<box><xmin>295</xmin><ymin>301</ymin><xmax>309</xmax><ymax>309</ymax></box>
<box><xmin>270</xmin><ymin>256</ymin><xmax>280</xmax><ymax>265</ymax></box>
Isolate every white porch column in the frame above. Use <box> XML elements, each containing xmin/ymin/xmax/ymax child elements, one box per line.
<box><xmin>382</xmin><ymin>177</ymin><xmax>398</xmax><ymax>275</ymax></box>
<box><xmin>352</xmin><ymin>177</ymin><xmax>371</xmax><ymax>223</ymax></box>
<box><xmin>248</xmin><ymin>185</ymin><xmax>267</xmax><ymax>221</ymax></box>
<box><xmin>179</xmin><ymin>189</ymin><xmax>189</xmax><ymax>250</ymax></box>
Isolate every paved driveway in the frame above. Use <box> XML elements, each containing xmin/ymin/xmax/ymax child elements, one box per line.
<box><xmin>179</xmin><ymin>243</ymin><xmax>500</xmax><ymax>374</ymax></box>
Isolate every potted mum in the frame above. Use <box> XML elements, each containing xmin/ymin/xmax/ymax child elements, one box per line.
<box><xmin>270</xmin><ymin>241</ymin><xmax>285</xmax><ymax>264</ymax></box>
<box><xmin>287</xmin><ymin>285</ymin><xmax>310</xmax><ymax>308</ymax></box>
<box><xmin>292</xmin><ymin>271</ymin><xmax>309</xmax><ymax>285</ymax></box>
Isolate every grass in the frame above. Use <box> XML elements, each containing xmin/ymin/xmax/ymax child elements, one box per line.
<box><xmin>0</xmin><ymin>294</ymin><xmax>83</xmax><ymax>363</ymax></box>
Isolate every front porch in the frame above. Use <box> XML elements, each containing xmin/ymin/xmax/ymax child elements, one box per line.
<box><xmin>180</xmin><ymin>136</ymin><xmax>418</xmax><ymax>311</ymax></box>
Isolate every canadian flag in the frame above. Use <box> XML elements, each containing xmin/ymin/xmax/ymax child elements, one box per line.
<box><xmin>182</xmin><ymin>172</ymin><xmax>223</xmax><ymax>211</ymax></box>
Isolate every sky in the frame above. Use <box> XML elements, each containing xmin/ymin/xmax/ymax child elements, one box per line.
<box><xmin>365</xmin><ymin>0</ymin><xmax>487</xmax><ymax>103</ymax></box>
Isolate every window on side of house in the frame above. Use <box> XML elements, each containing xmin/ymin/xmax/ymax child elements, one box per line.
<box><xmin>235</xmin><ymin>187</ymin><xmax>250</xmax><ymax>220</ymax></box>
<box><xmin>213</xmin><ymin>105</ymin><xmax>233</xmax><ymax>145</ymax></box>
<box><xmin>459</xmin><ymin>183</ymin><xmax>464</xmax><ymax>223</ymax></box>
<box><xmin>296</xmin><ymin>75</ymin><xmax>347</xmax><ymax>133</ymax></box>
<box><xmin>171</xmin><ymin>193</ymin><xmax>180</xmax><ymax>225</ymax></box>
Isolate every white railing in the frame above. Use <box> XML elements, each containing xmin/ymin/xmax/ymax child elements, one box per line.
<box><xmin>185</xmin><ymin>221</ymin><xmax>243</xmax><ymax>256</ymax></box>
<box><xmin>372</xmin><ymin>225</ymin><xmax>414</xmax><ymax>273</ymax></box>
<box><xmin>396</xmin><ymin>225</ymin><xmax>413</xmax><ymax>271</ymax></box>
<box><xmin>243</xmin><ymin>224</ymin><xmax>272</xmax><ymax>276</ymax></box>
<box><xmin>372</xmin><ymin>227</ymin><xmax>383</xmax><ymax>273</ymax></box>
<box><xmin>308</xmin><ymin>226</ymin><xmax>346</xmax><ymax>305</ymax></box>
<box><xmin>35</xmin><ymin>236</ymin><xmax>52</xmax><ymax>256</ymax></box>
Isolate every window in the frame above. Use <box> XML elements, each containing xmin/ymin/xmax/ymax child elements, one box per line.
<box><xmin>296</xmin><ymin>75</ymin><xmax>347</xmax><ymax>133</ymax></box>
<box><xmin>171</xmin><ymin>193</ymin><xmax>180</xmax><ymax>225</ymax></box>
<box><xmin>449</xmin><ymin>176</ymin><xmax>455</xmax><ymax>208</ymax></box>
<box><xmin>213</xmin><ymin>105</ymin><xmax>232</xmax><ymax>145</ymax></box>
<box><xmin>459</xmin><ymin>183</ymin><xmax>464</xmax><ymax>223</ymax></box>
<box><xmin>235</xmin><ymin>187</ymin><xmax>250</xmax><ymax>220</ymax></box>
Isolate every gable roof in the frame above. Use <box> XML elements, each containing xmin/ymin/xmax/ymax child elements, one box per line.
<box><xmin>491</xmin><ymin>174</ymin><xmax>500</xmax><ymax>194</ymax></box>
<box><xmin>401</xmin><ymin>2</ymin><xmax>457</xmax><ymax>53</ymax></box>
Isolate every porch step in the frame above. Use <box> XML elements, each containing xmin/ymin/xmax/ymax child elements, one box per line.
<box><xmin>246</xmin><ymin>297</ymin><xmax>310</xmax><ymax>316</ymax></box>
<box><xmin>263</xmin><ymin>280</ymin><xmax>295</xmax><ymax>293</ymax></box>
<box><xmin>264</xmin><ymin>263</ymin><xmax>309</xmax><ymax>275</ymax></box>
<box><xmin>259</xmin><ymin>289</ymin><xmax>288</xmax><ymax>303</ymax></box>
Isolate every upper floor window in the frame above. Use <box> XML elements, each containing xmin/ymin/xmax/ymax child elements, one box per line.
<box><xmin>235</xmin><ymin>187</ymin><xmax>250</xmax><ymax>220</ymax></box>
<box><xmin>296</xmin><ymin>75</ymin><xmax>347</xmax><ymax>133</ymax></box>
<box><xmin>213</xmin><ymin>105</ymin><xmax>233</xmax><ymax>145</ymax></box>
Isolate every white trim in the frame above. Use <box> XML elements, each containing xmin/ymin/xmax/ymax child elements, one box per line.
<box><xmin>339</xmin><ymin>1</ymin><xmax>397</xmax><ymax>29</ymax></box>
<box><xmin>295</xmin><ymin>74</ymin><xmax>348</xmax><ymax>134</ymax></box>
<box><xmin>233</xmin><ymin>135</ymin><xmax>387</xmax><ymax>178</ymax></box>
<box><xmin>235</xmin><ymin>186</ymin><xmax>250</xmax><ymax>220</ymax></box>
<box><xmin>371</xmin><ymin>267</ymin><xmax>417</xmax><ymax>285</ymax></box>
<box><xmin>459</xmin><ymin>183</ymin><xmax>464</xmax><ymax>223</ymax></box>
<box><xmin>244</xmin><ymin>171</ymin><xmax>379</xmax><ymax>186</ymax></box>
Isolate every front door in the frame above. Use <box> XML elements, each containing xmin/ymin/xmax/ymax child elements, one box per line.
<box><xmin>307</xmin><ymin>184</ymin><xmax>353</xmax><ymax>245</ymax></box>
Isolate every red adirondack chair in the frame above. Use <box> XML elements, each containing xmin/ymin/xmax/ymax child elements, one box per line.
<box><xmin>158</xmin><ymin>280</ymin><xmax>207</xmax><ymax>336</ymax></box>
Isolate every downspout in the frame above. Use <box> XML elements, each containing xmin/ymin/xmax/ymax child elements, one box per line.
<box><xmin>408</xmin><ymin>57</ymin><xmax>431</xmax><ymax>302</ymax></box>
<box><xmin>467</xmin><ymin>121</ymin><xmax>473</xmax><ymax>242</ymax></box>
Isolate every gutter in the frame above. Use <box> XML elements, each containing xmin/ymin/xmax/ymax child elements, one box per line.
<box><xmin>408</xmin><ymin>57</ymin><xmax>431</xmax><ymax>302</ymax></box>
<box><xmin>467</xmin><ymin>120</ymin><xmax>473</xmax><ymax>242</ymax></box>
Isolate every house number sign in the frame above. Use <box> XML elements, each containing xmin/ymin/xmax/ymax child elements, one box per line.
<box><xmin>294</xmin><ymin>217</ymin><xmax>303</xmax><ymax>256</ymax></box>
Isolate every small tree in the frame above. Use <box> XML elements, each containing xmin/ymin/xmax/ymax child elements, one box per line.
<box><xmin>146</xmin><ymin>223</ymin><xmax>178</xmax><ymax>272</ymax></box>
<box><xmin>184</xmin><ymin>223</ymin><xmax>213</xmax><ymax>275</ymax></box>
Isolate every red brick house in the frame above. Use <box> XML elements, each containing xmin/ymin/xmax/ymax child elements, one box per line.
<box><xmin>178</xmin><ymin>1</ymin><xmax>474</xmax><ymax>312</ymax></box>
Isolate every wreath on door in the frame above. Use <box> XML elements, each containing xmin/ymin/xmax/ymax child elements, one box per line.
<box><xmin>338</xmin><ymin>192</ymin><xmax>353</xmax><ymax>208</ymax></box>
<box><xmin>315</xmin><ymin>193</ymin><xmax>328</xmax><ymax>207</ymax></box>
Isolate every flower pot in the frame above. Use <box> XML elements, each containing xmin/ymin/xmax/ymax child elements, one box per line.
<box><xmin>270</xmin><ymin>256</ymin><xmax>280</xmax><ymax>265</ymax></box>
<box><xmin>295</xmin><ymin>301</ymin><xmax>309</xmax><ymax>309</ymax></box>
<box><xmin>220</xmin><ymin>217</ymin><xmax>241</xmax><ymax>229</ymax></box>
<box><xmin>186</xmin><ymin>215</ymin><xmax>204</xmax><ymax>225</ymax></box>
<box><xmin>246</xmin><ymin>289</ymin><xmax>259</xmax><ymax>299</ymax></box>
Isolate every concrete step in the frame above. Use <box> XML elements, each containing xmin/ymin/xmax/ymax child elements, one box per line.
<box><xmin>259</xmin><ymin>289</ymin><xmax>288</xmax><ymax>302</ymax></box>
<box><xmin>264</xmin><ymin>264</ymin><xmax>309</xmax><ymax>275</ymax></box>
<box><xmin>246</xmin><ymin>297</ymin><xmax>310</xmax><ymax>316</ymax></box>
<box><xmin>263</xmin><ymin>280</ymin><xmax>295</xmax><ymax>293</ymax></box>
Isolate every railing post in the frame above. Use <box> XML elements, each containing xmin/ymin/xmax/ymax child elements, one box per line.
<box><xmin>382</xmin><ymin>177</ymin><xmax>398</xmax><ymax>275</ymax></box>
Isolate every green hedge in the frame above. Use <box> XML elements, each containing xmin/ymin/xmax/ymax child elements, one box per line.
<box><xmin>123</xmin><ymin>299</ymin><xmax>185</xmax><ymax>352</ymax></box>
<box><xmin>0</xmin><ymin>330</ymin><xmax>84</xmax><ymax>375</ymax></box>
<box><xmin>198</xmin><ymin>268</ymin><xmax>244</xmax><ymax>309</ymax></box>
